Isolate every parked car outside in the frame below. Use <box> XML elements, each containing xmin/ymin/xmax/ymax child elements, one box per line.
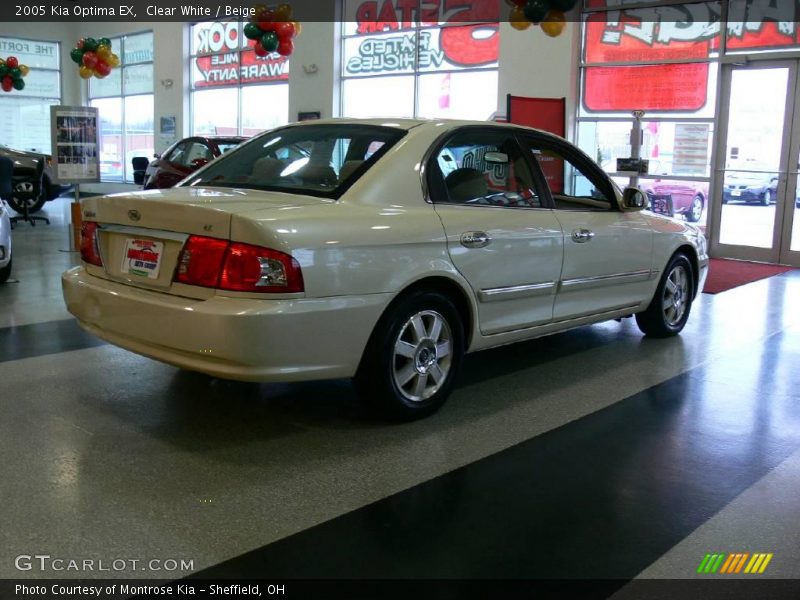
<box><xmin>0</xmin><ymin>144</ymin><xmax>70</xmax><ymax>215</ymax></box>
<box><xmin>0</xmin><ymin>198</ymin><xmax>12</xmax><ymax>282</ymax></box>
<box><xmin>142</xmin><ymin>136</ymin><xmax>246</xmax><ymax>190</ymax></box>
<box><xmin>62</xmin><ymin>119</ymin><xmax>708</xmax><ymax>420</ymax></box>
<box><xmin>723</xmin><ymin>168</ymin><xmax>777</xmax><ymax>205</ymax></box>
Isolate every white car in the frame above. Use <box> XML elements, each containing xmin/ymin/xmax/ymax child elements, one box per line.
<box><xmin>0</xmin><ymin>198</ymin><xmax>12</xmax><ymax>283</ymax></box>
<box><xmin>62</xmin><ymin>119</ymin><xmax>708</xmax><ymax>420</ymax></box>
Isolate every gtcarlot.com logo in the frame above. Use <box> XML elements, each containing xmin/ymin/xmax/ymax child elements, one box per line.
<box><xmin>697</xmin><ymin>552</ymin><xmax>773</xmax><ymax>575</ymax></box>
<box><xmin>15</xmin><ymin>554</ymin><xmax>194</xmax><ymax>573</ymax></box>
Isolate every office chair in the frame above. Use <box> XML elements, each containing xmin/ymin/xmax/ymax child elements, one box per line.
<box><xmin>9</xmin><ymin>157</ymin><xmax>50</xmax><ymax>227</ymax></box>
<box><xmin>132</xmin><ymin>156</ymin><xmax>150</xmax><ymax>186</ymax></box>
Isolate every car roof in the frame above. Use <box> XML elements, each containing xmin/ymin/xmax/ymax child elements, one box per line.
<box><xmin>289</xmin><ymin>117</ymin><xmax>562</xmax><ymax>138</ymax></box>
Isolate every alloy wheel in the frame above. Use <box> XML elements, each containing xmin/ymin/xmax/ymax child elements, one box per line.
<box><xmin>392</xmin><ymin>310</ymin><xmax>453</xmax><ymax>403</ymax></box>
<box><xmin>662</xmin><ymin>265</ymin><xmax>689</xmax><ymax>327</ymax></box>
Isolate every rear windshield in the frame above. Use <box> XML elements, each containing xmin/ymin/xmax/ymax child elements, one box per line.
<box><xmin>184</xmin><ymin>124</ymin><xmax>406</xmax><ymax>199</ymax></box>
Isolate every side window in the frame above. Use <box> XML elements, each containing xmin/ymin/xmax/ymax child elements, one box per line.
<box><xmin>183</xmin><ymin>142</ymin><xmax>213</xmax><ymax>166</ymax></box>
<box><xmin>525</xmin><ymin>138</ymin><xmax>617</xmax><ymax>212</ymax></box>
<box><xmin>430</xmin><ymin>130</ymin><xmax>542</xmax><ymax>208</ymax></box>
<box><xmin>166</xmin><ymin>142</ymin><xmax>187</xmax><ymax>166</ymax></box>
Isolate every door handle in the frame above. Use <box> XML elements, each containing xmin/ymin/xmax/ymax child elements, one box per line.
<box><xmin>571</xmin><ymin>229</ymin><xmax>595</xmax><ymax>243</ymax></box>
<box><xmin>460</xmin><ymin>231</ymin><xmax>492</xmax><ymax>249</ymax></box>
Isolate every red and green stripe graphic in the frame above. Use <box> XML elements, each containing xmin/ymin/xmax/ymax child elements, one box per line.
<box><xmin>697</xmin><ymin>552</ymin><xmax>773</xmax><ymax>574</ymax></box>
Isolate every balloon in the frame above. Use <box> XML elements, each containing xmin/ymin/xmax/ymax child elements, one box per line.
<box><xmin>95</xmin><ymin>60</ymin><xmax>111</xmax><ymax>77</ymax></box>
<box><xmin>1</xmin><ymin>76</ymin><xmax>12</xmax><ymax>92</ymax></box>
<box><xmin>107</xmin><ymin>53</ymin><xmax>120</xmax><ymax>67</ymax></box>
<box><xmin>98</xmin><ymin>37</ymin><xmax>112</xmax><ymax>48</ymax></box>
<box><xmin>0</xmin><ymin>65</ymin><xmax>7</xmax><ymax>78</ymax></box>
<box><xmin>274</xmin><ymin>21</ymin><xmax>296</xmax><ymax>39</ymax></box>
<box><xmin>523</xmin><ymin>0</ymin><xmax>550</xmax><ymax>23</ymax></box>
<box><xmin>541</xmin><ymin>10</ymin><xmax>567</xmax><ymax>37</ymax></box>
<box><xmin>12</xmin><ymin>77</ymin><xmax>24</xmax><ymax>91</ymax></box>
<box><xmin>79</xmin><ymin>65</ymin><xmax>93</xmax><ymax>79</ymax></box>
<box><xmin>82</xmin><ymin>51</ymin><xmax>98</xmax><ymax>69</ymax></box>
<box><xmin>70</xmin><ymin>48</ymin><xmax>84</xmax><ymax>64</ymax></box>
<box><xmin>253</xmin><ymin>41</ymin><xmax>268</xmax><ymax>57</ymax></box>
<box><xmin>252</xmin><ymin>3</ymin><xmax>268</xmax><ymax>21</ymax></box>
<box><xmin>244</xmin><ymin>22</ymin><xmax>262</xmax><ymax>40</ymax></box>
<box><xmin>277</xmin><ymin>38</ymin><xmax>294</xmax><ymax>56</ymax></box>
<box><xmin>9</xmin><ymin>67</ymin><xmax>20</xmax><ymax>79</ymax></box>
<box><xmin>77</xmin><ymin>38</ymin><xmax>85</xmax><ymax>49</ymax></box>
<box><xmin>550</xmin><ymin>0</ymin><xmax>577</xmax><ymax>10</ymax></box>
<box><xmin>261</xmin><ymin>31</ymin><xmax>279</xmax><ymax>53</ymax></box>
<box><xmin>96</xmin><ymin>45</ymin><xmax>112</xmax><ymax>61</ymax></box>
<box><xmin>274</xmin><ymin>3</ymin><xmax>292</xmax><ymax>21</ymax></box>
<box><xmin>293</xmin><ymin>21</ymin><xmax>302</xmax><ymax>36</ymax></box>
<box><xmin>6</xmin><ymin>56</ymin><xmax>18</xmax><ymax>69</ymax></box>
<box><xmin>510</xmin><ymin>0</ymin><xmax>528</xmax><ymax>5</ymax></box>
<box><xmin>0</xmin><ymin>58</ymin><xmax>4</xmax><ymax>66</ymax></box>
<box><xmin>82</xmin><ymin>37</ymin><xmax>98</xmax><ymax>52</ymax></box>
<box><xmin>510</xmin><ymin>6</ymin><xmax>531</xmax><ymax>29</ymax></box>
<box><xmin>19</xmin><ymin>64</ymin><xmax>29</xmax><ymax>76</ymax></box>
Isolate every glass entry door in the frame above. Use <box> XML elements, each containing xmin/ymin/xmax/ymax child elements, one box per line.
<box><xmin>710</xmin><ymin>61</ymin><xmax>800</xmax><ymax>266</ymax></box>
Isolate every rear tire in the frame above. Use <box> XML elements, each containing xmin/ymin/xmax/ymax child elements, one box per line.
<box><xmin>8</xmin><ymin>180</ymin><xmax>46</xmax><ymax>214</ymax></box>
<box><xmin>354</xmin><ymin>291</ymin><xmax>465</xmax><ymax>421</ymax></box>
<box><xmin>687</xmin><ymin>195</ymin><xmax>703</xmax><ymax>222</ymax></box>
<box><xmin>761</xmin><ymin>190</ymin><xmax>770</xmax><ymax>206</ymax></box>
<box><xmin>636</xmin><ymin>253</ymin><xmax>694</xmax><ymax>338</ymax></box>
<box><xmin>0</xmin><ymin>256</ymin><xmax>12</xmax><ymax>284</ymax></box>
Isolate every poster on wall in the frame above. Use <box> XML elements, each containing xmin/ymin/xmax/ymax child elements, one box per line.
<box><xmin>50</xmin><ymin>105</ymin><xmax>100</xmax><ymax>184</ymax></box>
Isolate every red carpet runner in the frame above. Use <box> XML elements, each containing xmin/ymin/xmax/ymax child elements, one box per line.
<box><xmin>703</xmin><ymin>258</ymin><xmax>794</xmax><ymax>294</ymax></box>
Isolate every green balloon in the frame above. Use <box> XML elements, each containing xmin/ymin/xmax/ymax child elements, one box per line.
<box><xmin>70</xmin><ymin>47</ymin><xmax>84</xmax><ymax>64</ymax></box>
<box><xmin>9</xmin><ymin>67</ymin><xmax>20</xmax><ymax>79</ymax></box>
<box><xmin>261</xmin><ymin>31</ymin><xmax>279</xmax><ymax>53</ymax></box>
<box><xmin>244</xmin><ymin>22</ymin><xmax>262</xmax><ymax>40</ymax></box>
<box><xmin>0</xmin><ymin>65</ymin><xmax>7</xmax><ymax>78</ymax></box>
<box><xmin>523</xmin><ymin>0</ymin><xmax>550</xmax><ymax>23</ymax></box>
<box><xmin>550</xmin><ymin>0</ymin><xmax>577</xmax><ymax>9</ymax></box>
<box><xmin>82</xmin><ymin>37</ymin><xmax>98</xmax><ymax>52</ymax></box>
<box><xmin>12</xmin><ymin>78</ymin><xmax>24</xmax><ymax>91</ymax></box>
<box><xmin>98</xmin><ymin>37</ymin><xmax>112</xmax><ymax>48</ymax></box>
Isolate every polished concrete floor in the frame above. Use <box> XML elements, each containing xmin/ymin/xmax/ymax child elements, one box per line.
<box><xmin>2</xmin><ymin>198</ymin><xmax>800</xmax><ymax>590</ymax></box>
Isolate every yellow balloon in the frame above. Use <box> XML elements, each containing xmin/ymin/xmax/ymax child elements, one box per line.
<box><xmin>275</xmin><ymin>3</ymin><xmax>292</xmax><ymax>21</ymax></box>
<box><xmin>79</xmin><ymin>65</ymin><xmax>93</xmax><ymax>79</ymax></box>
<box><xmin>96</xmin><ymin>45</ymin><xmax>112</xmax><ymax>61</ymax></box>
<box><xmin>293</xmin><ymin>21</ymin><xmax>302</xmax><ymax>36</ymax></box>
<box><xmin>19</xmin><ymin>64</ymin><xmax>29</xmax><ymax>76</ymax></box>
<box><xmin>509</xmin><ymin>6</ymin><xmax>531</xmax><ymax>30</ymax></box>
<box><xmin>108</xmin><ymin>53</ymin><xmax>120</xmax><ymax>68</ymax></box>
<box><xmin>0</xmin><ymin>58</ymin><xmax>5</xmax><ymax>66</ymax></box>
<box><xmin>252</xmin><ymin>3</ymin><xmax>267</xmax><ymax>22</ymax></box>
<box><xmin>541</xmin><ymin>10</ymin><xmax>567</xmax><ymax>37</ymax></box>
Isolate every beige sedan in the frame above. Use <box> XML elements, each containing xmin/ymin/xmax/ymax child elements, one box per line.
<box><xmin>62</xmin><ymin>119</ymin><xmax>708</xmax><ymax>420</ymax></box>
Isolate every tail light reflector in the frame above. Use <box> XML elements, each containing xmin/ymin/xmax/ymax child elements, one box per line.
<box><xmin>175</xmin><ymin>236</ymin><xmax>304</xmax><ymax>294</ymax></box>
<box><xmin>80</xmin><ymin>221</ymin><xmax>103</xmax><ymax>267</ymax></box>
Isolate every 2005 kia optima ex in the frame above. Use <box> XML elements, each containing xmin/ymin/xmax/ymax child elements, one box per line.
<box><xmin>62</xmin><ymin>119</ymin><xmax>708</xmax><ymax>420</ymax></box>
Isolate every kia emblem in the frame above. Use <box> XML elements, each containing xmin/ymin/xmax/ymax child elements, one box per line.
<box><xmin>128</xmin><ymin>210</ymin><xmax>141</xmax><ymax>222</ymax></box>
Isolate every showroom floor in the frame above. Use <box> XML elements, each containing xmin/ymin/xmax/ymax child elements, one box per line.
<box><xmin>2</xmin><ymin>198</ymin><xmax>800</xmax><ymax>589</ymax></box>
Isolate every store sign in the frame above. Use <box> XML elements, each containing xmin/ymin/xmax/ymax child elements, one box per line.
<box><xmin>673</xmin><ymin>123</ymin><xmax>710</xmax><ymax>175</ymax></box>
<box><xmin>584</xmin><ymin>3</ymin><xmax>800</xmax><ymax>112</ymax></box>
<box><xmin>343</xmin><ymin>0</ymin><xmax>499</xmax><ymax>75</ymax></box>
<box><xmin>192</xmin><ymin>22</ymin><xmax>289</xmax><ymax>87</ymax></box>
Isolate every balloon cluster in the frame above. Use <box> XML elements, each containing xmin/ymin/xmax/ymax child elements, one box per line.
<box><xmin>243</xmin><ymin>3</ymin><xmax>302</xmax><ymax>57</ymax></box>
<box><xmin>70</xmin><ymin>37</ymin><xmax>121</xmax><ymax>80</ymax></box>
<box><xmin>0</xmin><ymin>57</ymin><xmax>29</xmax><ymax>92</ymax></box>
<box><xmin>506</xmin><ymin>0</ymin><xmax>577</xmax><ymax>37</ymax></box>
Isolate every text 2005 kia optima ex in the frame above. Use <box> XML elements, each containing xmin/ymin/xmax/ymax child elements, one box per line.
<box><xmin>62</xmin><ymin>119</ymin><xmax>708</xmax><ymax>420</ymax></box>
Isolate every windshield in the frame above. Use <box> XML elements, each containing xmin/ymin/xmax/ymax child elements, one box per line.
<box><xmin>184</xmin><ymin>124</ymin><xmax>406</xmax><ymax>198</ymax></box>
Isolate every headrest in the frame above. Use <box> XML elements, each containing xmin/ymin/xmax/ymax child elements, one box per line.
<box><xmin>445</xmin><ymin>168</ymin><xmax>488</xmax><ymax>203</ymax></box>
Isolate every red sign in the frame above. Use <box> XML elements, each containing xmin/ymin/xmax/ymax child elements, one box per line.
<box><xmin>350</xmin><ymin>0</ymin><xmax>500</xmax><ymax>33</ymax></box>
<box><xmin>584</xmin><ymin>63</ymin><xmax>709</xmax><ymax>112</ymax></box>
<box><xmin>194</xmin><ymin>51</ymin><xmax>289</xmax><ymax>87</ymax></box>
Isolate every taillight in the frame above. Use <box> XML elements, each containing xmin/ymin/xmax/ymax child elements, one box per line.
<box><xmin>175</xmin><ymin>236</ymin><xmax>228</xmax><ymax>288</ymax></box>
<box><xmin>175</xmin><ymin>236</ymin><xmax>304</xmax><ymax>293</ymax></box>
<box><xmin>80</xmin><ymin>221</ymin><xmax>103</xmax><ymax>266</ymax></box>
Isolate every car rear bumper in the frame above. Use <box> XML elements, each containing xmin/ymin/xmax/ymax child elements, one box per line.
<box><xmin>62</xmin><ymin>267</ymin><xmax>390</xmax><ymax>382</ymax></box>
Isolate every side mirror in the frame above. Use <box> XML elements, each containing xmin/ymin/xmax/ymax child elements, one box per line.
<box><xmin>622</xmin><ymin>187</ymin><xmax>647</xmax><ymax>211</ymax></box>
<box><xmin>153</xmin><ymin>153</ymin><xmax>160</xmax><ymax>159</ymax></box>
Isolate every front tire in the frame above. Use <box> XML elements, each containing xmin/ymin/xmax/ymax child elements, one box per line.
<box><xmin>0</xmin><ymin>255</ymin><xmax>12</xmax><ymax>284</ymax></box>
<box><xmin>355</xmin><ymin>291</ymin><xmax>465</xmax><ymax>421</ymax></box>
<box><xmin>760</xmin><ymin>190</ymin><xmax>770</xmax><ymax>206</ymax></box>
<box><xmin>636</xmin><ymin>254</ymin><xmax>694</xmax><ymax>338</ymax></box>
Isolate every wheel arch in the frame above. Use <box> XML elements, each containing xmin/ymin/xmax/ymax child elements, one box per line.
<box><xmin>673</xmin><ymin>244</ymin><xmax>700</xmax><ymax>299</ymax></box>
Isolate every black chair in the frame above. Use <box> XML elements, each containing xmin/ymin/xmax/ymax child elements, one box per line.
<box><xmin>9</xmin><ymin>157</ymin><xmax>50</xmax><ymax>228</ymax></box>
<box><xmin>132</xmin><ymin>156</ymin><xmax>150</xmax><ymax>186</ymax></box>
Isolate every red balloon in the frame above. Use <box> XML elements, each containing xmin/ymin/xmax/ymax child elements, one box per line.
<box><xmin>258</xmin><ymin>20</ymin><xmax>275</xmax><ymax>32</ymax></box>
<box><xmin>277</xmin><ymin>38</ymin><xmax>294</xmax><ymax>56</ymax></box>
<box><xmin>253</xmin><ymin>41</ymin><xmax>268</xmax><ymax>57</ymax></box>
<box><xmin>510</xmin><ymin>0</ymin><xmax>527</xmax><ymax>5</ymax></box>
<box><xmin>6</xmin><ymin>56</ymin><xmax>18</xmax><ymax>69</ymax></box>
<box><xmin>95</xmin><ymin>60</ymin><xmax>111</xmax><ymax>77</ymax></box>
<box><xmin>77</xmin><ymin>38</ymin><xmax>85</xmax><ymax>49</ymax></box>
<box><xmin>274</xmin><ymin>21</ymin><xmax>296</xmax><ymax>39</ymax></box>
<box><xmin>82</xmin><ymin>51</ymin><xmax>98</xmax><ymax>69</ymax></box>
<box><xmin>1</xmin><ymin>76</ymin><xmax>12</xmax><ymax>92</ymax></box>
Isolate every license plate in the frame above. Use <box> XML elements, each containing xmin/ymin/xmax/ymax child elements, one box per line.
<box><xmin>121</xmin><ymin>238</ymin><xmax>164</xmax><ymax>279</ymax></box>
<box><xmin>732</xmin><ymin>189</ymin><xmax>741</xmax><ymax>197</ymax></box>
